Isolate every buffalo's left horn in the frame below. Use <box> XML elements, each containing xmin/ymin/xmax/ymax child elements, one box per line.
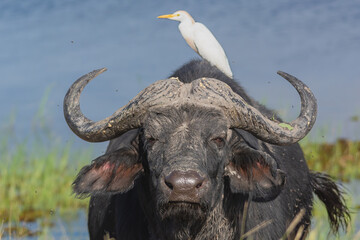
<box><xmin>229</xmin><ymin>71</ymin><xmax>317</xmax><ymax>145</ymax></box>
<box><xmin>187</xmin><ymin>71</ymin><xmax>316</xmax><ymax>145</ymax></box>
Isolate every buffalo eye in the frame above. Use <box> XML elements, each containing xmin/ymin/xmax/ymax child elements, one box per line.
<box><xmin>211</xmin><ymin>137</ymin><xmax>225</xmax><ymax>148</ymax></box>
<box><xmin>145</xmin><ymin>136</ymin><xmax>158</xmax><ymax>147</ymax></box>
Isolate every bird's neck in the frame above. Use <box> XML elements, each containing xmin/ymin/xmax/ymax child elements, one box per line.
<box><xmin>178</xmin><ymin>21</ymin><xmax>194</xmax><ymax>40</ymax></box>
<box><xmin>178</xmin><ymin>19</ymin><xmax>194</xmax><ymax>35</ymax></box>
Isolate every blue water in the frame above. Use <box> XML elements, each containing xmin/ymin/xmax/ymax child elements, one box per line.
<box><xmin>1</xmin><ymin>211</ymin><xmax>89</xmax><ymax>240</ymax></box>
<box><xmin>46</xmin><ymin>211</ymin><xmax>89</xmax><ymax>240</ymax></box>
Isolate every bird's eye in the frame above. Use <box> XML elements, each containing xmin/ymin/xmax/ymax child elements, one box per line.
<box><xmin>176</xmin><ymin>14</ymin><xmax>180</xmax><ymax>16</ymax></box>
<box><xmin>211</xmin><ymin>137</ymin><xmax>225</xmax><ymax>148</ymax></box>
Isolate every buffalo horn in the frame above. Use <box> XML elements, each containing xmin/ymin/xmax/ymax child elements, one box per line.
<box><xmin>64</xmin><ymin>68</ymin><xmax>184</xmax><ymax>142</ymax></box>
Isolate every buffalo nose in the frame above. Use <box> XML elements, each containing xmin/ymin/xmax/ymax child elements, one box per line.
<box><xmin>164</xmin><ymin>170</ymin><xmax>206</xmax><ymax>202</ymax></box>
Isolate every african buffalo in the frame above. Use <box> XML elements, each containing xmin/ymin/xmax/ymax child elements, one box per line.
<box><xmin>64</xmin><ymin>60</ymin><xmax>349</xmax><ymax>240</ymax></box>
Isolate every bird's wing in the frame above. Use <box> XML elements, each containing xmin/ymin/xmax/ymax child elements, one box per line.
<box><xmin>193</xmin><ymin>22</ymin><xmax>233</xmax><ymax>78</ymax></box>
<box><xmin>184</xmin><ymin>36</ymin><xmax>199</xmax><ymax>54</ymax></box>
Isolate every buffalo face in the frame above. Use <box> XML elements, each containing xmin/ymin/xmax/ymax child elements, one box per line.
<box><xmin>141</xmin><ymin>106</ymin><xmax>230</xmax><ymax>224</ymax></box>
<box><xmin>73</xmin><ymin>104</ymin><xmax>286</xmax><ymax>230</ymax></box>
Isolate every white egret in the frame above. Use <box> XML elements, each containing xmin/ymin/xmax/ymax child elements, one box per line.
<box><xmin>157</xmin><ymin>10</ymin><xmax>233</xmax><ymax>78</ymax></box>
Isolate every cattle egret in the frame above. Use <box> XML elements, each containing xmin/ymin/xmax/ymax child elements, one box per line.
<box><xmin>157</xmin><ymin>10</ymin><xmax>233</xmax><ymax>78</ymax></box>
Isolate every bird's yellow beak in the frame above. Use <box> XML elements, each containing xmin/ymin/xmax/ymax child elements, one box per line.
<box><xmin>157</xmin><ymin>14</ymin><xmax>176</xmax><ymax>19</ymax></box>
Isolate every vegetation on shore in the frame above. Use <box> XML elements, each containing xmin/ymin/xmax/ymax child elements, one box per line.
<box><xmin>301</xmin><ymin>138</ymin><xmax>360</xmax><ymax>181</ymax></box>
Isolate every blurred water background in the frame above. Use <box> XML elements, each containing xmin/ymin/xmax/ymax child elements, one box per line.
<box><xmin>1</xmin><ymin>0</ymin><xmax>360</xmax><ymax>156</ymax></box>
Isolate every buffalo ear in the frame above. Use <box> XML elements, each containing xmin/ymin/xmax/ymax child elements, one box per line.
<box><xmin>73</xmin><ymin>146</ymin><xmax>143</xmax><ymax>198</ymax></box>
<box><xmin>225</xmin><ymin>135</ymin><xmax>285</xmax><ymax>201</ymax></box>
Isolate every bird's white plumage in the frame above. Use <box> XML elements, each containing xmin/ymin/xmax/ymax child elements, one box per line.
<box><xmin>158</xmin><ymin>10</ymin><xmax>233</xmax><ymax>78</ymax></box>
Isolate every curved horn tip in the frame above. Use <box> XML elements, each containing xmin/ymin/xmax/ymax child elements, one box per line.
<box><xmin>277</xmin><ymin>71</ymin><xmax>288</xmax><ymax>78</ymax></box>
<box><xmin>94</xmin><ymin>67</ymin><xmax>107</xmax><ymax>75</ymax></box>
<box><xmin>83</xmin><ymin>68</ymin><xmax>107</xmax><ymax>82</ymax></box>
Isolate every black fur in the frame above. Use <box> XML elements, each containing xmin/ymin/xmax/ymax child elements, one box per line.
<box><xmin>310</xmin><ymin>171</ymin><xmax>350</xmax><ymax>232</ymax></box>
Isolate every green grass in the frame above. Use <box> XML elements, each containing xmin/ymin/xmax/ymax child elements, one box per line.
<box><xmin>0</xmin><ymin>136</ymin><xmax>91</xmax><ymax>221</ymax></box>
<box><xmin>0</xmin><ymin>131</ymin><xmax>92</xmax><ymax>238</ymax></box>
<box><xmin>301</xmin><ymin>138</ymin><xmax>360</xmax><ymax>181</ymax></box>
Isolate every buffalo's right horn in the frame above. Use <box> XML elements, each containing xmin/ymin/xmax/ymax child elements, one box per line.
<box><xmin>63</xmin><ymin>68</ymin><xmax>183</xmax><ymax>142</ymax></box>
